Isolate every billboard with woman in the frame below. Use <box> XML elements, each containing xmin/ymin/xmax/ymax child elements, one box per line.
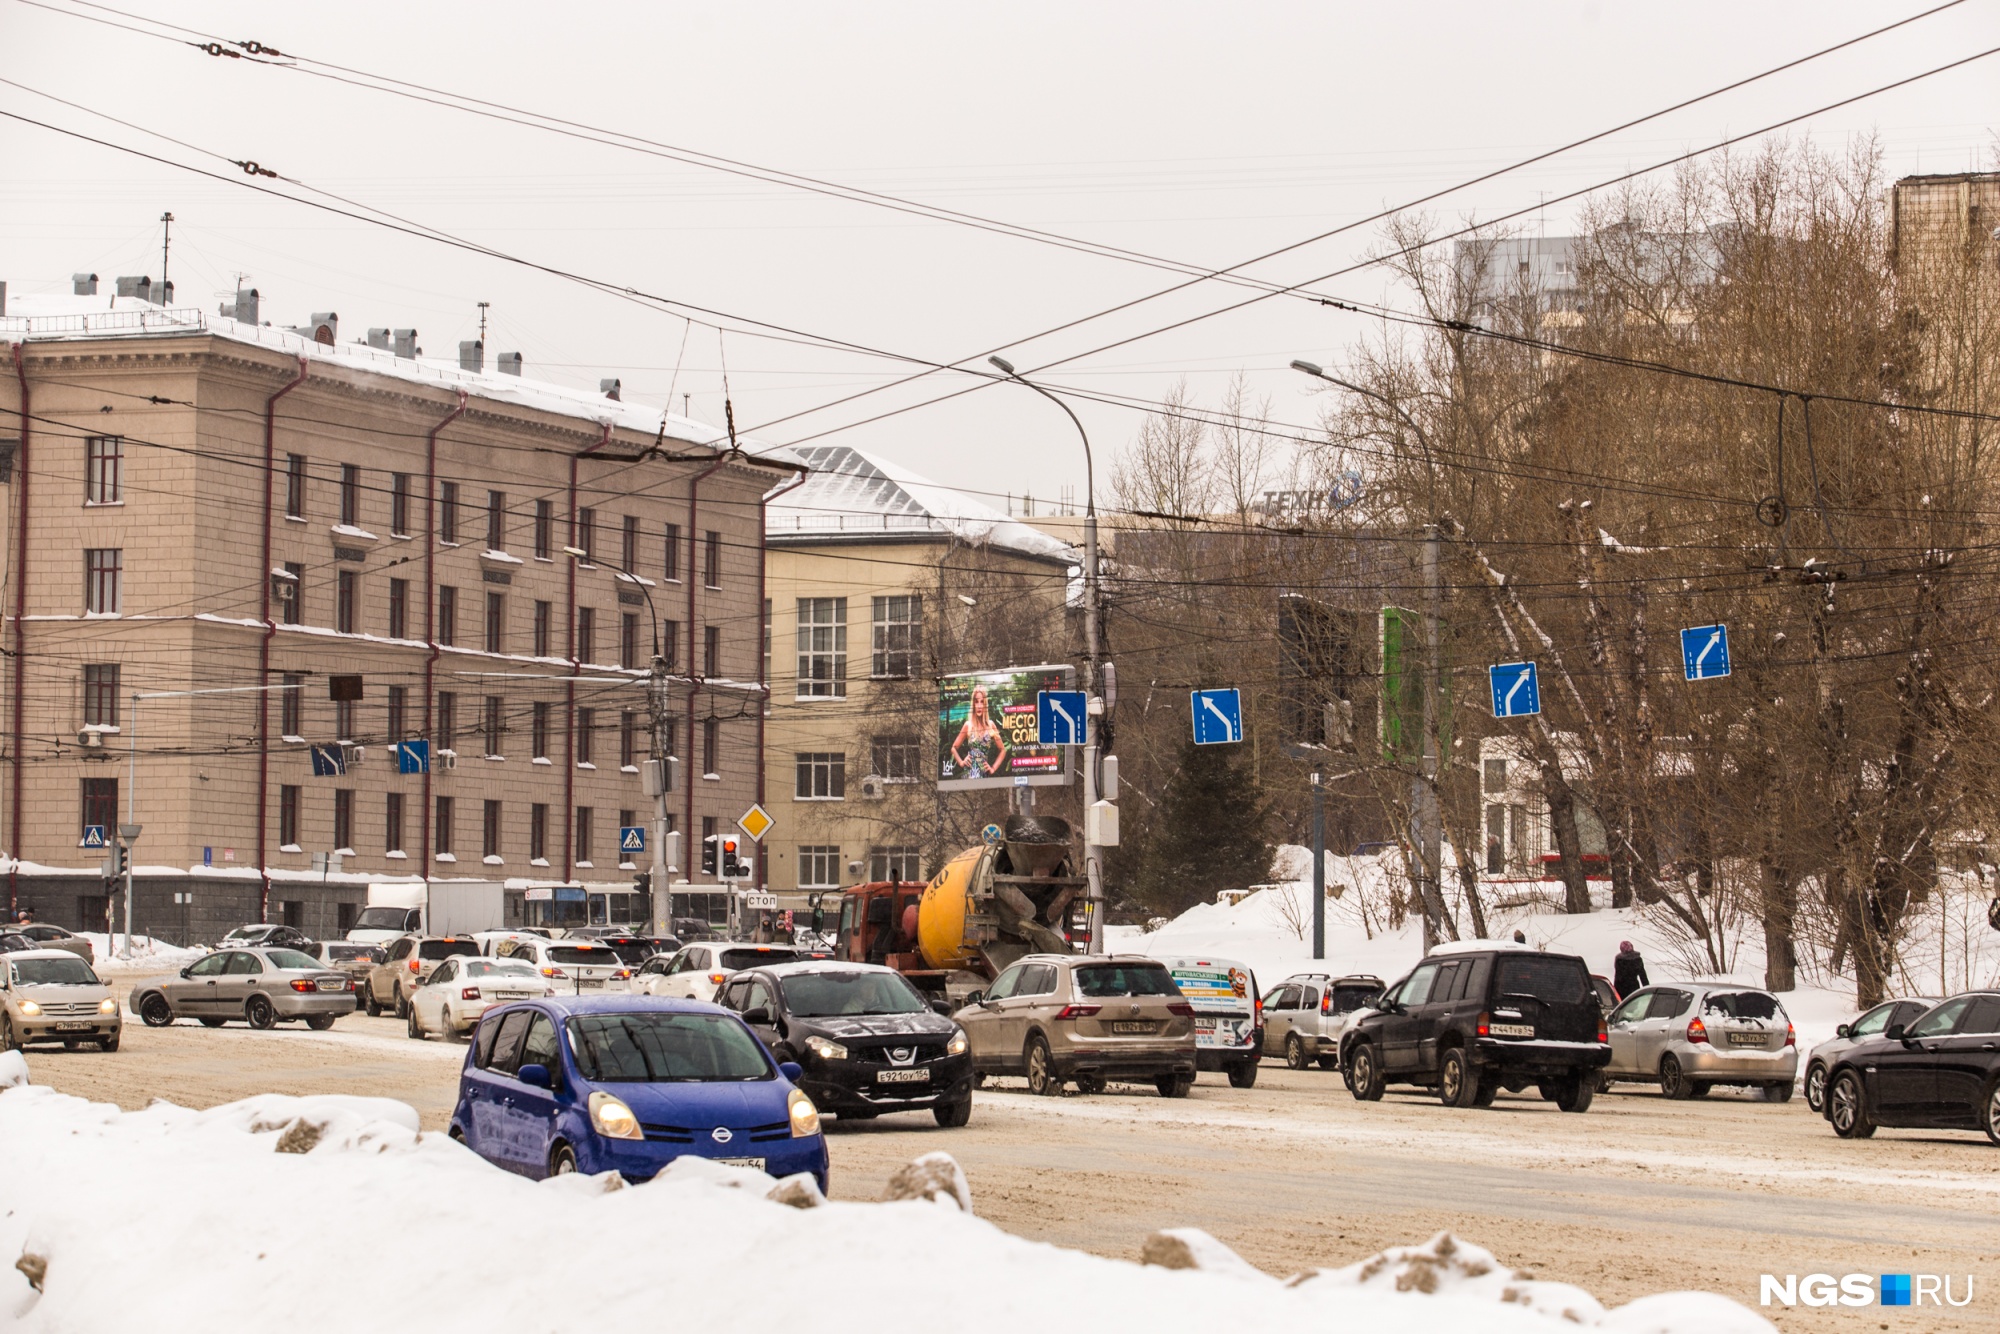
<box><xmin>937</xmin><ymin>664</ymin><xmax>1073</xmax><ymax>790</ymax></box>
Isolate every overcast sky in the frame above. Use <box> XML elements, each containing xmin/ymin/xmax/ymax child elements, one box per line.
<box><xmin>5</xmin><ymin>1</ymin><xmax>1996</xmax><ymax>514</ymax></box>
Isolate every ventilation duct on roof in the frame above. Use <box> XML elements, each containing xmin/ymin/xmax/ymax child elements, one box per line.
<box><xmin>288</xmin><ymin>312</ymin><xmax>337</xmax><ymax>344</ymax></box>
<box><xmin>459</xmin><ymin>340</ymin><xmax>483</xmax><ymax>373</ymax></box>
<box><xmin>600</xmin><ymin>378</ymin><xmax>622</xmax><ymax>401</ymax></box>
<box><xmin>220</xmin><ymin>287</ymin><xmax>259</xmax><ymax>324</ymax></box>
<box><xmin>115</xmin><ymin>276</ymin><xmax>152</xmax><ymax>302</ymax></box>
<box><xmin>0</xmin><ymin>282</ymin><xmax>6</xmax><ymax>317</ymax></box>
<box><xmin>393</xmin><ymin>328</ymin><xmax>419</xmax><ymax>360</ymax></box>
<box><xmin>156</xmin><ymin>280</ymin><xmax>174</xmax><ymax>307</ymax></box>
<box><xmin>366</xmin><ymin>328</ymin><xmax>391</xmax><ymax>350</ymax></box>
<box><xmin>73</xmin><ymin>273</ymin><xmax>98</xmax><ymax>297</ymax></box>
<box><xmin>497</xmin><ymin>352</ymin><xmax>522</xmax><ymax>376</ymax></box>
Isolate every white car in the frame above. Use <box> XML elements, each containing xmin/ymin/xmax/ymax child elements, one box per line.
<box><xmin>406</xmin><ymin>956</ymin><xmax>551</xmax><ymax>1040</ymax></box>
<box><xmin>472</xmin><ymin>929</ymin><xmax>548</xmax><ymax>957</ymax></box>
<box><xmin>491</xmin><ymin>936</ymin><xmax>634</xmax><ymax>994</ymax></box>
<box><xmin>637</xmin><ymin>941</ymin><xmax>803</xmax><ymax>1004</ymax></box>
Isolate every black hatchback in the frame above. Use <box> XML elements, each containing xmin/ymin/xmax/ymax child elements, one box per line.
<box><xmin>1824</xmin><ymin>990</ymin><xmax>2000</xmax><ymax>1144</ymax></box>
<box><xmin>717</xmin><ymin>960</ymin><xmax>976</xmax><ymax>1127</ymax></box>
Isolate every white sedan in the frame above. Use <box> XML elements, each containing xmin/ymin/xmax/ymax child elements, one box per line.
<box><xmin>406</xmin><ymin>957</ymin><xmax>550</xmax><ymax>1040</ymax></box>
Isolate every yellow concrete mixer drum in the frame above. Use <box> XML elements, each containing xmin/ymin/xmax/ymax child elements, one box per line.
<box><xmin>915</xmin><ymin>843</ymin><xmax>988</xmax><ymax>971</ymax></box>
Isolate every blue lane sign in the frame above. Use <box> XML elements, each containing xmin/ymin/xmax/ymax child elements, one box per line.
<box><xmin>1681</xmin><ymin>624</ymin><xmax>1731</xmax><ymax>681</ymax></box>
<box><xmin>619</xmin><ymin>825</ymin><xmax>646</xmax><ymax>854</ymax></box>
<box><xmin>309</xmin><ymin>743</ymin><xmax>346</xmax><ymax>776</ymax></box>
<box><xmin>1488</xmin><ymin>662</ymin><xmax>1542</xmax><ymax>718</ymax></box>
<box><xmin>81</xmin><ymin>824</ymin><xmax>107</xmax><ymax>849</ymax></box>
<box><xmin>396</xmin><ymin>740</ymin><xmax>430</xmax><ymax>775</ymax></box>
<box><xmin>1190</xmin><ymin>688</ymin><xmax>1244</xmax><ymax>744</ymax></box>
<box><xmin>1037</xmin><ymin>690</ymin><xmax>1089</xmax><ymax>746</ymax></box>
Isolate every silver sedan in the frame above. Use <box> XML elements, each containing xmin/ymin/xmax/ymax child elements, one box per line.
<box><xmin>130</xmin><ymin>947</ymin><xmax>356</xmax><ymax>1031</ymax></box>
<box><xmin>1603</xmin><ymin>982</ymin><xmax>1799</xmax><ymax>1101</ymax></box>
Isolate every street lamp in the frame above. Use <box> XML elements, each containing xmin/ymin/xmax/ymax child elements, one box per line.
<box><xmin>989</xmin><ymin>355</ymin><xmax>1109</xmax><ymax>951</ymax></box>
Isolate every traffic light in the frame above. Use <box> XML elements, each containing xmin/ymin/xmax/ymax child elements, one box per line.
<box><xmin>720</xmin><ymin>836</ymin><xmax>748</xmax><ymax>881</ymax></box>
<box><xmin>633</xmin><ymin>871</ymin><xmax>651</xmax><ymax>898</ymax></box>
<box><xmin>701</xmin><ymin>834</ymin><xmax>719</xmax><ymax>876</ymax></box>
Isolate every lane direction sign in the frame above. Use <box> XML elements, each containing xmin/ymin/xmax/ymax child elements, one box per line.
<box><xmin>1681</xmin><ymin>624</ymin><xmax>1731</xmax><ymax>681</ymax></box>
<box><xmin>1191</xmin><ymin>688</ymin><xmax>1244</xmax><ymax>745</ymax></box>
<box><xmin>1488</xmin><ymin>662</ymin><xmax>1542</xmax><ymax>718</ymax></box>
<box><xmin>1037</xmin><ymin>689</ymin><xmax>1089</xmax><ymax>746</ymax></box>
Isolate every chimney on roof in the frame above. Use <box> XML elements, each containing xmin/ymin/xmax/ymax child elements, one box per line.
<box><xmin>115</xmin><ymin>276</ymin><xmax>152</xmax><ymax>302</ymax></box>
<box><xmin>599</xmin><ymin>378</ymin><xmax>622</xmax><ymax>401</ymax></box>
<box><xmin>366</xmin><ymin>328</ymin><xmax>391</xmax><ymax>350</ymax></box>
<box><xmin>220</xmin><ymin>287</ymin><xmax>259</xmax><ymax>324</ymax></box>
<box><xmin>73</xmin><ymin>273</ymin><xmax>98</xmax><ymax>297</ymax></box>
<box><xmin>392</xmin><ymin>328</ymin><xmax>419</xmax><ymax>360</ymax></box>
<box><xmin>307</xmin><ymin>312</ymin><xmax>337</xmax><ymax>346</ymax></box>
<box><xmin>497</xmin><ymin>352</ymin><xmax>523</xmax><ymax>376</ymax></box>
<box><xmin>0</xmin><ymin>282</ymin><xmax>6</xmax><ymax>317</ymax></box>
<box><xmin>156</xmin><ymin>279</ymin><xmax>174</xmax><ymax>307</ymax></box>
<box><xmin>459</xmin><ymin>340</ymin><xmax>484</xmax><ymax>373</ymax></box>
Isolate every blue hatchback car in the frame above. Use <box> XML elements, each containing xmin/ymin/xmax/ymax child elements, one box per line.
<box><xmin>450</xmin><ymin>995</ymin><xmax>830</xmax><ymax>1191</ymax></box>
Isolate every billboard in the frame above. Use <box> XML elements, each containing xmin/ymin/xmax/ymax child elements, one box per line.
<box><xmin>937</xmin><ymin>664</ymin><xmax>1073</xmax><ymax>791</ymax></box>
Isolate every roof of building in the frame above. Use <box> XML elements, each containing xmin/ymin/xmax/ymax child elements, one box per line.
<box><xmin>0</xmin><ymin>291</ymin><xmax>804</xmax><ymax>471</ymax></box>
<box><xmin>767</xmin><ymin>444</ymin><xmax>1076</xmax><ymax>562</ymax></box>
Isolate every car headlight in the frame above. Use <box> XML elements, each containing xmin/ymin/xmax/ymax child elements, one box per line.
<box><xmin>18</xmin><ymin>1000</ymin><xmax>40</xmax><ymax>1017</ymax></box>
<box><xmin>98</xmin><ymin>997</ymin><xmax>118</xmax><ymax>1015</ymax></box>
<box><xmin>946</xmin><ymin>1026</ymin><xmax>969</xmax><ymax>1056</ymax></box>
<box><xmin>803</xmin><ymin>1035</ymin><xmax>847</xmax><ymax>1061</ymax></box>
<box><xmin>588</xmin><ymin>1092</ymin><xmax>642</xmax><ymax>1140</ymax></box>
<box><xmin>787</xmin><ymin>1087</ymin><xmax>821</xmax><ymax>1138</ymax></box>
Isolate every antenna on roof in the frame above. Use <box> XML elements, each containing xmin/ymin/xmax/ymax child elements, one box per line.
<box><xmin>477</xmin><ymin>301</ymin><xmax>490</xmax><ymax>344</ymax></box>
<box><xmin>159</xmin><ymin>212</ymin><xmax>173</xmax><ymax>299</ymax></box>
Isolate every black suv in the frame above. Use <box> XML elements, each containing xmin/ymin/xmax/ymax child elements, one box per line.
<box><xmin>1340</xmin><ymin>945</ymin><xmax>1609</xmax><ymax>1111</ymax></box>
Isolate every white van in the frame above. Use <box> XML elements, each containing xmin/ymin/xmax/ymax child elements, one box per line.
<box><xmin>1159</xmin><ymin>955</ymin><xmax>1262</xmax><ymax>1088</ymax></box>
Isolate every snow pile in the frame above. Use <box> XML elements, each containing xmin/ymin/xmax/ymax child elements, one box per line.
<box><xmin>0</xmin><ymin>1081</ymin><xmax>1770</xmax><ymax>1333</ymax></box>
<box><xmin>75</xmin><ymin>934</ymin><xmax>206</xmax><ymax>975</ymax></box>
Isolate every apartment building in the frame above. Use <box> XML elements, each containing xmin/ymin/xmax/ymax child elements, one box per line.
<box><xmin>0</xmin><ymin>285</ymin><xmax>797</xmax><ymax>940</ymax></box>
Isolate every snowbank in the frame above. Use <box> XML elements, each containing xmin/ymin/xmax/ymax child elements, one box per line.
<box><xmin>75</xmin><ymin>934</ymin><xmax>205</xmax><ymax>976</ymax></box>
<box><xmin>0</xmin><ymin>1078</ymin><xmax>1770</xmax><ymax>1333</ymax></box>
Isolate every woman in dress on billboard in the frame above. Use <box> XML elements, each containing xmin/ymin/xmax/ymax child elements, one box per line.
<box><xmin>950</xmin><ymin>685</ymin><xmax>1009</xmax><ymax>778</ymax></box>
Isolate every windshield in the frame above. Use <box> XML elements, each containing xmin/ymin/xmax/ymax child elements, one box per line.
<box><xmin>353</xmin><ymin>907</ymin><xmax>413</xmax><ymax>930</ymax></box>
<box><xmin>1074</xmin><ymin>964</ymin><xmax>1181</xmax><ymax>998</ymax></box>
<box><xmin>222</xmin><ymin>927</ymin><xmax>265</xmax><ymax>941</ymax></box>
<box><xmin>548</xmin><ymin>946</ymin><xmax>615</xmax><ymax>966</ymax></box>
<box><xmin>600</xmin><ymin>941</ymin><xmax>657</xmax><ymax>964</ymax></box>
<box><xmin>464</xmin><ymin>960</ymin><xmax>539</xmax><ymax>979</ymax></box>
<box><xmin>1703</xmin><ymin>991</ymin><xmax>1783</xmax><ymax>1021</ymax></box>
<box><xmin>263</xmin><ymin>949</ymin><xmax>323</xmax><ymax>971</ymax></box>
<box><xmin>418</xmin><ymin>940</ymin><xmax>481</xmax><ymax>961</ymax></box>
<box><xmin>566</xmin><ymin>1013</ymin><xmax>773</xmax><ymax>1082</ymax></box>
<box><xmin>780</xmin><ymin>970</ymin><xmax>926</xmax><ymax>1016</ymax></box>
<box><xmin>719</xmin><ymin>947</ymin><xmax>798</xmax><ymax>970</ymax></box>
<box><xmin>1494</xmin><ymin>955</ymin><xmax>1592</xmax><ymax>1004</ymax></box>
<box><xmin>11</xmin><ymin>957</ymin><xmax>100</xmax><ymax>986</ymax></box>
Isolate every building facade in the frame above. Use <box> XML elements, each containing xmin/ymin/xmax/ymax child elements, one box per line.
<box><xmin>1</xmin><ymin>291</ymin><xmax>794</xmax><ymax>940</ymax></box>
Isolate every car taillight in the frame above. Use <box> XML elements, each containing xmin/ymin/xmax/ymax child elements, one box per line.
<box><xmin>1476</xmin><ymin>1011</ymin><xmax>1490</xmax><ymax>1038</ymax></box>
<box><xmin>541</xmin><ymin>966</ymin><xmax>566</xmax><ymax>978</ymax></box>
<box><xmin>1166</xmin><ymin>1002</ymin><xmax>1194</xmax><ymax>1017</ymax></box>
<box><xmin>1056</xmin><ymin>1004</ymin><xmax>1101</xmax><ymax>1020</ymax></box>
<box><xmin>1253</xmin><ymin>998</ymin><xmax>1263</xmax><ymax>1019</ymax></box>
<box><xmin>408</xmin><ymin>958</ymin><xmax>421</xmax><ymax>972</ymax></box>
<box><xmin>1686</xmin><ymin>1017</ymin><xmax>1709</xmax><ymax>1045</ymax></box>
<box><xmin>289</xmin><ymin>980</ymin><xmax>315</xmax><ymax>993</ymax></box>
<box><xmin>1784</xmin><ymin>1022</ymin><xmax>1796</xmax><ymax>1047</ymax></box>
<box><xmin>1321</xmin><ymin>992</ymin><xmax>1333</xmax><ymax>1015</ymax></box>
<box><xmin>612</xmin><ymin>968</ymin><xmax>632</xmax><ymax>980</ymax></box>
<box><xmin>1597</xmin><ymin>1021</ymin><xmax>1608</xmax><ymax>1043</ymax></box>
<box><xmin>707</xmin><ymin>972</ymin><xmax>728</xmax><ymax>985</ymax></box>
<box><xmin>461</xmin><ymin>987</ymin><xmax>482</xmax><ymax>1001</ymax></box>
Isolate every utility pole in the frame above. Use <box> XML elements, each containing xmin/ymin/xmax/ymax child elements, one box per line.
<box><xmin>1311</xmin><ymin>771</ymin><xmax>1325</xmax><ymax>959</ymax></box>
<box><xmin>159</xmin><ymin>213</ymin><xmax>173</xmax><ymax>297</ymax></box>
<box><xmin>1416</xmin><ymin>524</ymin><xmax>1445</xmax><ymax>949</ymax></box>
<box><xmin>646</xmin><ymin>645</ymin><xmax>678</xmax><ymax>937</ymax></box>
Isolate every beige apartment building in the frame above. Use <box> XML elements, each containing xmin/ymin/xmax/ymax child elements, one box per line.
<box><xmin>0</xmin><ymin>284</ymin><xmax>796</xmax><ymax>941</ymax></box>
<box><xmin>763</xmin><ymin>446</ymin><xmax>1076</xmax><ymax>906</ymax></box>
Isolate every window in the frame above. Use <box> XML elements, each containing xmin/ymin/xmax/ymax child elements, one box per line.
<box><xmin>483</xmin><ymin>800</ymin><xmax>502</xmax><ymax>859</ymax></box>
<box><xmin>531</xmin><ymin>702</ymin><xmax>551</xmax><ymax>760</ymax></box>
<box><xmin>483</xmin><ymin>696</ymin><xmax>505</xmax><ymax>756</ymax></box>
<box><xmin>486</xmin><ymin>491</ymin><xmax>506</xmax><ymax>551</ymax></box>
<box><xmin>277</xmin><ymin>561</ymin><xmax>303</xmax><ymax>624</ymax></box>
<box><xmin>703</xmin><ymin>530</ymin><xmax>721</xmax><ymax>588</ymax></box>
<box><xmin>284</xmin><ymin>454</ymin><xmax>306</xmax><ymax>519</ymax></box>
<box><xmin>1907</xmin><ymin>997</ymin><xmax>1970</xmax><ymax>1039</ymax></box>
<box><xmin>437</xmin><ymin>586</ymin><xmax>458</xmax><ymax>646</ymax></box>
<box><xmin>82</xmin><ymin>664</ymin><xmax>119</xmax><ymax>728</ymax></box>
<box><xmin>622</xmin><ymin>514</ymin><xmax>640</xmax><ymax>572</ymax></box>
<box><xmin>387</xmin><ymin>685</ymin><xmax>408</xmax><ymax>744</ymax></box>
<box><xmin>485</xmin><ymin>592</ymin><xmax>505</xmax><ymax>654</ymax></box>
<box><xmin>388</xmin><ymin>578</ymin><xmax>409</xmax><ymax>639</ymax></box>
<box><xmin>84</xmin><ymin>435</ymin><xmax>123</xmax><ymax>504</ymax></box>
<box><xmin>795</xmin><ymin>598</ymin><xmax>847</xmax><ymax>697</ymax></box>
<box><xmin>279</xmin><ymin>784</ymin><xmax>301</xmax><ymax>848</ymax></box>
<box><xmin>336</xmin><ymin>570</ymin><xmax>358</xmax><ymax>634</ymax></box>
<box><xmin>84</xmin><ymin>548</ymin><xmax>122</xmax><ymax>614</ymax></box>
<box><xmin>702</xmin><ymin>717</ymin><xmax>718</xmax><ymax>776</ymax></box>
<box><xmin>440</xmin><ymin>481</ymin><xmax>460</xmax><ymax>544</ymax></box>
<box><xmin>333</xmin><ymin>788</ymin><xmax>354</xmax><ymax>851</ymax></box>
<box><xmin>577</xmin><ymin>507</ymin><xmax>597</xmax><ymax>562</ymax></box>
<box><xmin>436</xmin><ymin>691</ymin><xmax>457</xmax><ymax>752</ymax></box>
<box><xmin>435</xmin><ymin>796</ymin><xmax>454</xmax><ymax>857</ymax></box>
<box><xmin>81</xmin><ymin>778</ymin><xmax>117</xmax><ymax>841</ymax></box>
<box><xmin>339</xmin><ymin>464</ymin><xmax>361</xmax><ymax>526</ymax></box>
<box><xmin>703</xmin><ymin>625</ymin><xmax>720</xmax><ymax>678</ymax></box>
<box><xmin>871</xmin><ymin>595</ymin><xmax>921</xmax><ymax>678</ymax></box>
<box><xmin>334</xmin><ymin>698</ymin><xmax>355</xmax><ymax>742</ymax></box>
<box><xmin>391</xmin><ymin>473</ymin><xmax>410</xmax><ymax>535</ymax></box>
<box><xmin>872</xmin><ymin>735</ymin><xmax>920</xmax><ymax>782</ymax></box>
<box><xmin>798</xmin><ymin>846</ymin><xmax>841</xmax><ymax>889</ymax></box>
<box><xmin>621</xmin><ymin>613</ymin><xmax>641</xmax><ymax>669</ymax></box>
<box><xmin>529</xmin><ymin>803</ymin><xmax>548</xmax><ymax>861</ymax></box>
<box><xmin>576</xmin><ymin>607</ymin><xmax>595</xmax><ymax>663</ymax></box>
<box><xmin>795</xmin><ymin>753</ymin><xmax>846</xmax><ymax>800</ymax></box>
<box><xmin>575</xmin><ymin>708</ymin><xmax>596</xmax><ymax>766</ymax></box>
<box><xmin>281</xmin><ymin>672</ymin><xmax>304</xmax><ymax>738</ymax></box>
<box><xmin>385</xmin><ymin>792</ymin><xmax>404</xmax><ymax>853</ymax></box>
<box><xmin>1483</xmin><ymin>759</ymin><xmax>1508</xmax><ymax>794</ymax></box>
<box><xmin>662</xmin><ymin>523</ymin><xmax>681</xmax><ymax>581</ymax></box>
<box><xmin>869</xmin><ymin>847</ymin><xmax>922</xmax><ymax>883</ymax></box>
<box><xmin>533</xmin><ymin>601</ymin><xmax>553</xmax><ymax>658</ymax></box>
<box><xmin>662</xmin><ymin>620</ymin><xmax>679</xmax><ymax>670</ymax></box>
<box><xmin>574</xmin><ymin>806</ymin><xmax>593</xmax><ymax>865</ymax></box>
<box><xmin>619</xmin><ymin>711</ymin><xmax>638</xmax><ymax>769</ymax></box>
<box><xmin>534</xmin><ymin>500</ymin><xmax>553</xmax><ymax>560</ymax></box>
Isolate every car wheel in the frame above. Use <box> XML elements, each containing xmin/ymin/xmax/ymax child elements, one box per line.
<box><xmin>1828</xmin><ymin>1070</ymin><xmax>1875</xmax><ymax>1139</ymax></box>
<box><xmin>245</xmin><ymin>995</ymin><xmax>277</xmax><ymax>1030</ymax></box>
<box><xmin>1316</xmin><ymin>1054</ymin><xmax>1340</xmax><ymax>1071</ymax></box>
<box><xmin>139</xmin><ymin>993</ymin><xmax>174</xmax><ymax>1028</ymax></box>
<box><xmin>1980</xmin><ymin>1076</ymin><xmax>2000</xmax><ymax>1148</ymax></box>
<box><xmin>1554</xmin><ymin>1073</ymin><xmax>1595</xmax><ymax>1112</ymax></box>
<box><xmin>306</xmin><ymin>1014</ymin><xmax>336</xmax><ymax>1032</ymax></box>
<box><xmin>933</xmin><ymin>1098</ymin><xmax>973</xmax><ymax>1128</ymax></box>
<box><xmin>448</xmin><ymin>1124</ymin><xmax>466</xmax><ymax>1144</ymax></box>
<box><xmin>1348</xmin><ymin>1044</ymin><xmax>1385</xmax><ymax>1101</ymax></box>
<box><xmin>61</xmin><ymin>1038</ymin><xmax>81</xmax><ymax>1051</ymax></box>
<box><xmin>1472</xmin><ymin>1077</ymin><xmax>1498</xmax><ymax>1107</ymax></box>
<box><xmin>1285</xmin><ymin>1034</ymin><xmax>1309</xmax><ymax>1070</ymax></box>
<box><xmin>1438</xmin><ymin>1047</ymin><xmax>1481</xmax><ymax>1108</ymax></box>
<box><xmin>1228</xmin><ymin>1060</ymin><xmax>1258</xmax><ymax>1089</ymax></box>
<box><xmin>365</xmin><ymin>989</ymin><xmax>382</xmax><ymax>1019</ymax></box>
<box><xmin>1074</xmin><ymin>1074</ymin><xmax>1107</xmax><ymax>1095</ymax></box>
<box><xmin>1024</xmin><ymin>1035</ymin><xmax>1060</xmax><ymax>1096</ymax></box>
<box><xmin>1761</xmin><ymin>1080</ymin><xmax>1794</xmax><ymax>1103</ymax></box>
<box><xmin>971</xmin><ymin>1071</ymin><xmax>987</xmax><ymax>1090</ymax></box>
<box><xmin>1155</xmin><ymin>1073</ymin><xmax>1193</xmax><ymax>1098</ymax></box>
<box><xmin>394</xmin><ymin>987</ymin><xmax>409</xmax><ymax>1021</ymax></box>
<box><xmin>1660</xmin><ymin>1053</ymin><xmax>1694</xmax><ymax>1100</ymax></box>
<box><xmin>407</xmin><ymin>1005</ymin><xmax>424</xmax><ymax>1040</ymax></box>
<box><xmin>1804</xmin><ymin>1062</ymin><xmax>1828</xmax><ymax>1113</ymax></box>
<box><xmin>1689</xmin><ymin>1082</ymin><xmax>1713</xmax><ymax>1098</ymax></box>
<box><xmin>198</xmin><ymin>1017</ymin><xmax>227</xmax><ymax>1028</ymax></box>
<box><xmin>549</xmin><ymin>1143</ymin><xmax>578</xmax><ymax>1176</ymax></box>
<box><xmin>97</xmin><ymin>1032</ymin><xmax>119</xmax><ymax>1053</ymax></box>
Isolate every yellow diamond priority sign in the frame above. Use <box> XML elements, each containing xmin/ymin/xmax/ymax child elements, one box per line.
<box><xmin>737</xmin><ymin>803</ymin><xmax>773</xmax><ymax>844</ymax></box>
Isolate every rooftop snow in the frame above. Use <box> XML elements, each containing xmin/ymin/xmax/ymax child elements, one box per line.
<box><xmin>768</xmin><ymin>444</ymin><xmax>1075</xmax><ymax>562</ymax></box>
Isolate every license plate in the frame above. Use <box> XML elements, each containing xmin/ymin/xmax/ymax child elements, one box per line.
<box><xmin>578</xmin><ymin>980</ymin><xmax>604</xmax><ymax>990</ymax></box>
<box><xmin>1194</xmin><ymin>1017</ymin><xmax>1217</xmax><ymax>1030</ymax></box>
<box><xmin>877</xmin><ymin>1068</ymin><xmax>929</xmax><ymax>1083</ymax></box>
<box><xmin>53</xmin><ymin>1021</ymin><xmax>94</xmax><ymax>1032</ymax></box>
<box><xmin>1488</xmin><ymin>1022</ymin><xmax>1535</xmax><ymax>1038</ymax></box>
<box><xmin>1112</xmin><ymin>1021</ymin><xmax>1154</xmax><ymax>1034</ymax></box>
<box><xmin>1727</xmin><ymin>1031</ymin><xmax>1766</xmax><ymax>1047</ymax></box>
<box><xmin>713</xmin><ymin>1156</ymin><xmax>767</xmax><ymax>1170</ymax></box>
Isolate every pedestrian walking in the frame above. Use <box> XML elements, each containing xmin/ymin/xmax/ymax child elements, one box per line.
<box><xmin>1613</xmin><ymin>940</ymin><xmax>1648</xmax><ymax>998</ymax></box>
<box><xmin>1511</xmin><ymin>928</ymin><xmax>1527</xmax><ymax>944</ymax></box>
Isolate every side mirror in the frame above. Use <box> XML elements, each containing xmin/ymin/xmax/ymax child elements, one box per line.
<box><xmin>963</xmin><ymin>991</ymin><xmax>985</xmax><ymax>1007</ymax></box>
<box><xmin>778</xmin><ymin>1061</ymin><xmax>803</xmax><ymax>1081</ymax></box>
<box><xmin>180</xmin><ymin>966</ymin><xmax>194</xmax><ymax>978</ymax></box>
<box><xmin>742</xmin><ymin>1007</ymin><xmax>771</xmax><ymax>1026</ymax></box>
<box><xmin>931</xmin><ymin>999</ymin><xmax>951</xmax><ymax>1016</ymax></box>
<box><xmin>517</xmin><ymin>1063</ymin><xmax>552</xmax><ymax>1088</ymax></box>
<box><xmin>1835</xmin><ymin>1023</ymin><xmax>1850</xmax><ymax>1039</ymax></box>
<box><xmin>1884</xmin><ymin>1023</ymin><xmax>1906</xmax><ymax>1043</ymax></box>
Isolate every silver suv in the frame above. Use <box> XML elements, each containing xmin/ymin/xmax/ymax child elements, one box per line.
<box><xmin>956</xmin><ymin>954</ymin><xmax>1198</xmax><ymax>1097</ymax></box>
<box><xmin>1262</xmin><ymin>973</ymin><xmax>1384</xmax><ymax>1070</ymax></box>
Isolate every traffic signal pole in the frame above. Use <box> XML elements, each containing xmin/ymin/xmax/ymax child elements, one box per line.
<box><xmin>648</xmin><ymin>648</ymin><xmax>673</xmax><ymax>937</ymax></box>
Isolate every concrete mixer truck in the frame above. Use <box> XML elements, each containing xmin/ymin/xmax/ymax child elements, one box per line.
<box><xmin>833</xmin><ymin>815</ymin><xmax>1086</xmax><ymax>1000</ymax></box>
